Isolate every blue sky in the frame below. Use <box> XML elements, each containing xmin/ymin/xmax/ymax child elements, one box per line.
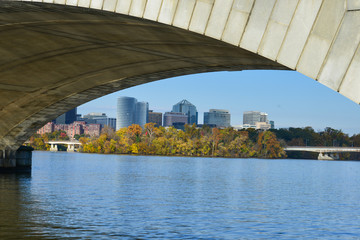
<box><xmin>78</xmin><ymin>70</ymin><xmax>360</xmax><ymax>135</ymax></box>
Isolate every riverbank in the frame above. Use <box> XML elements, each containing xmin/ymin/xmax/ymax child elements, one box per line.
<box><xmin>27</xmin><ymin>124</ymin><xmax>286</xmax><ymax>159</ymax></box>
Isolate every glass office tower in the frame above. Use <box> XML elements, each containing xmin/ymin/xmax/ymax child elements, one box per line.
<box><xmin>243</xmin><ymin>111</ymin><xmax>268</xmax><ymax>125</ymax></box>
<box><xmin>116</xmin><ymin>97</ymin><xmax>137</xmax><ymax>130</ymax></box>
<box><xmin>116</xmin><ymin>97</ymin><xmax>148</xmax><ymax>130</ymax></box>
<box><xmin>172</xmin><ymin>99</ymin><xmax>198</xmax><ymax>125</ymax></box>
<box><xmin>135</xmin><ymin>101</ymin><xmax>149</xmax><ymax>127</ymax></box>
<box><xmin>55</xmin><ymin>108</ymin><xmax>77</xmax><ymax>124</ymax></box>
<box><xmin>204</xmin><ymin>109</ymin><xmax>231</xmax><ymax>127</ymax></box>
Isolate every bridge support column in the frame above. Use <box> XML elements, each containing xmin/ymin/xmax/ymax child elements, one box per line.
<box><xmin>318</xmin><ymin>152</ymin><xmax>339</xmax><ymax>160</ymax></box>
<box><xmin>50</xmin><ymin>144</ymin><xmax>58</xmax><ymax>152</ymax></box>
<box><xmin>0</xmin><ymin>146</ymin><xmax>33</xmax><ymax>172</ymax></box>
<box><xmin>331</xmin><ymin>153</ymin><xmax>340</xmax><ymax>160</ymax></box>
<box><xmin>67</xmin><ymin>144</ymin><xmax>75</xmax><ymax>152</ymax></box>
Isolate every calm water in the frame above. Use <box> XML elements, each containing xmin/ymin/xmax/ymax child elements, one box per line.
<box><xmin>1</xmin><ymin>152</ymin><xmax>360</xmax><ymax>239</ymax></box>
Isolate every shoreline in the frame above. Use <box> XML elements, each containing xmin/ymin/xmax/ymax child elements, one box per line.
<box><xmin>34</xmin><ymin>150</ymin><xmax>360</xmax><ymax>161</ymax></box>
<box><xmin>33</xmin><ymin>149</ymin><xmax>316</xmax><ymax>160</ymax></box>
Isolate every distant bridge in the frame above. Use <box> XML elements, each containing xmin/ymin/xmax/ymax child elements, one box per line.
<box><xmin>284</xmin><ymin>146</ymin><xmax>360</xmax><ymax>160</ymax></box>
<box><xmin>47</xmin><ymin>140</ymin><xmax>82</xmax><ymax>152</ymax></box>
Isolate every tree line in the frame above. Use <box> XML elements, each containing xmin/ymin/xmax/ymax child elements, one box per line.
<box><xmin>27</xmin><ymin>125</ymin><xmax>360</xmax><ymax>160</ymax></box>
<box><xmin>27</xmin><ymin>123</ymin><xmax>285</xmax><ymax>159</ymax></box>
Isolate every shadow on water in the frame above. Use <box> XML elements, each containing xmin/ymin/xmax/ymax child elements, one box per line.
<box><xmin>0</xmin><ymin>172</ymin><xmax>54</xmax><ymax>240</ymax></box>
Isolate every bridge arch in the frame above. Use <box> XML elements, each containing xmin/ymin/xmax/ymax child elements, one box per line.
<box><xmin>0</xmin><ymin>0</ymin><xmax>360</xmax><ymax>150</ymax></box>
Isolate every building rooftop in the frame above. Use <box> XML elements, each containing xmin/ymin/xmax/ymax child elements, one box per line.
<box><xmin>209</xmin><ymin>109</ymin><xmax>230</xmax><ymax>113</ymax></box>
<box><xmin>175</xmin><ymin>99</ymin><xmax>195</xmax><ymax>106</ymax></box>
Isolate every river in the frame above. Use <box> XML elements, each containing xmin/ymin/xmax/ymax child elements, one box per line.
<box><xmin>1</xmin><ymin>151</ymin><xmax>360</xmax><ymax>239</ymax></box>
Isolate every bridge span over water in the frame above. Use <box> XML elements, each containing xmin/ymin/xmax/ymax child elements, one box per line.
<box><xmin>1</xmin><ymin>0</ymin><xmax>360</xmax><ymax>169</ymax></box>
<box><xmin>284</xmin><ymin>146</ymin><xmax>360</xmax><ymax>160</ymax></box>
<box><xmin>47</xmin><ymin>140</ymin><xmax>81</xmax><ymax>152</ymax></box>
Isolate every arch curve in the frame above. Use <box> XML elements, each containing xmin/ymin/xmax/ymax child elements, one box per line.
<box><xmin>0</xmin><ymin>0</ymin><xmax>360</xmax><ymax>149</ymax></box>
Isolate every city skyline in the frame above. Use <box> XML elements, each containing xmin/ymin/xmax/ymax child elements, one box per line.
<box><xmin>78</xmin><ymin>70</ymin><xmax>360</xmax><ymax>135</ymax></box>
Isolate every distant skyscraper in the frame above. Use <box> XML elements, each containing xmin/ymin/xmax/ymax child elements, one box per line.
<box><xmin>260</xmin><ymin>113</ymin><xmax>268</xmax><ymax>123</ymax></box>
<box><xmin>243</xmin><ymin>111</ymin><xmax>262</xmax><ymax>125</ymax></box>
<box><xmin>270</xmin><ymin>120</ymin><xmax>275</xmax><ymax>129</ymax></box>
<box><xmin>117</xmin><ymin>97</ymin><xmax>137</xmax><ymax>130</ymax></box>
<box><xmin>116</xmin><ymin>96</ymin><xmax>148</xmax><ymax>130</ymax></box>
<box><xmin>82</xmin><ymin>112</ymin><xmax>116</xmax><ymax>130</ymax></box>
<box><xmin>83</xmin><ymin>112</ymin><xmax>106</xmax><ymax>123</ymax></box>
<box><xmin>100</xmin><ymin>118</ymin><xmax>117</xmax><ymax>130</ymax></box>
<box><xmin>172</xmin><ymin>99</ymin><xmax>198</xmax><ymax>125</ymax></box>
<box><xmin>55</xmin><ymin>108</ymin><xmax>77</xmax><ymax>124</ymax></box>
<box><xmin>243</xmin><ymin>111</ymin><xmax>269</xmax><ymax>125</ymax></box>
<box><xmin>148</xmin><ymin>110</ymin><xmax>162</xmax><ymax>127</ymax></box>
<box><xmin>163</xmin><ymin>112</ymin><xmax>188</xmax><ymax>127</ymax></box>
<box><xmin>243</xmin><ymin>111</ymin><xmax>272</xmax><ymax>130</ymax></box>
<box><xmin>204</xmin><ymin>109</ymin><xmax>231</xmax><ymax>128</ymax></box>
<box><xmin>135</xmin><ymin>101</ymin><xmax>149</xmax><ymax>127</ymax></box>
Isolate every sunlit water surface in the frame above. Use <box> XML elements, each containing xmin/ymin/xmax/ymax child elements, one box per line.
<box><xmin>1</xmin><ymin>151</ymin><xmax>360</xmax><ymax>239</ymax></box>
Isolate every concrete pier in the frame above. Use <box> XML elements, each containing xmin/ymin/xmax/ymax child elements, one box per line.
<box><xmin>0</xmin><ymin>146</ymin><xmax>33</xmax><ymax>172</ymax></box>
<box><xmin>50</xmin><ymin>144</ymin><xmax>58</xmax><ymax>152</ymax></box>
<box><xmin>318</xmin><ymin>153</ymin><xmax>340</xmax><ymax>161</ymax></box>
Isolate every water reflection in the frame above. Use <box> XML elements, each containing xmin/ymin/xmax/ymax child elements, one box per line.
<box><xmin>0</xmin><ymin>172</ymin><xmax>44</xmax><ymax>240</ymax></box>
<box><xmin>1</xmin><ymin>153</ymin><xmax>360</xmax><ymax>239</ymax></box>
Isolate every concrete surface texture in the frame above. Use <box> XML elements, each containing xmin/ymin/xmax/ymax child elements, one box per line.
<box><xmin>0</xmin><ymin>0</ymin><xmax>359</xmax><ymax>150</ymax></box>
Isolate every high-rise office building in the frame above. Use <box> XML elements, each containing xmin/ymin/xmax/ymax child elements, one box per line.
<box><xmin>55</xmin><ymin>108</ymin><xmax>77</xmax><ymax>124</ymax></box>
<box><xmin>204</xmin><ymin>109</ymin><xmax>231</xmax><ymax>128</ymax></box>
<box><xmin>163</xmin><ymin>112</ymin><xmax>188</xmax><ymax>127</ymax></box>
<box><xmin>117</xmin><ymin>97</ymin><xmax>137</xmax><ymax>130</ymax></box>
<box><xmin>260</xmin><ymin>112</ymin><xmax>268</xmax><ymax>123</ymax></box>
<box><xmin>116</xmin><ymin>96</ymin><xmax>148</xmax><ymax>130</ymax></box>
<box><xmin>172</xmin><ymin>99</ymin><xmax>198</xmax><ymax>125</ymax></box>
<box><xmin>270</xmin><ymin>120</ymin><xmax>275</xmax><ymax>129</ymax></box>
<box><xmin>148</xmin><ymin>110</ymin><xmax>162</xmax><ymax>127</ymax></box>
<box><xmin>97</xmin><ymin>118</ymin><xmax>116</xmax><ymax>130</ymax></box>
<box><xmin>82</xmin><ymin>112</ymin><xmax>116</xmax><ymax>130</ymax></box>
<box><xmin>243</xmin><ymin>111</ymin><xmax>269</xmax><ymax>125</ymax></box>
<box><xmin>243</xmin><ymin>111</ymin><xmax>272</xmax><ymax>130</ymax></box>
<box><xmin>135</xmin><ymin>101</ymin><xmax>149</xmax><ymax>127</ymax></box>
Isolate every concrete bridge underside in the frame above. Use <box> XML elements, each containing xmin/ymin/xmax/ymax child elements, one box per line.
<box><xmin>0</xmin><ymin>0</ymin><xmax>360</xmax><ymax>152</ymax></box>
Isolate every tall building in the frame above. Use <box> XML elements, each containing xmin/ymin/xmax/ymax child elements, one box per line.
<box><xmin>82</xmin><ymin>112</ymin><xmax>116</xmax><ymax>130</ymax></box>
<box><xmin>135</xmin><ymin>101</ymin><xmax>149</xmax><ymax>127</ymax></box>
<box><xmin>83</xmin><ymin>112</ymin><xmax>106</xmax><ymax>121</ymax></box>
<box><xmin>116</xmin><ymin>96</ymin><xmax>148</xmax><ymax>130</ymax></box>
<box><xmin>117</xmin><ymin>97</ymin><xmax>137</xmax><ymax>130</ymax></box>
<box><xmin>163</xmin><ymin>112</ymin><xmax>188</xmax><ymax>127</ymax></box>
<box><xmin>260</xmin><ymin>112</ymin><xmax>268</xmax><ymax>123</ymax></box>
<box><xmin>243</xmin><ymin>111</ymin><xmax>261</xmax><ymax>125</ymax></box>
<box><xmin>172</xmin><ymin>99</ymin><xmax>198</xmax><ymax>125</ymax></box>
<box><xmin>204</xmin><ymin>109</ymin><xmax>231</xmax><ymax>128</ymax></box>
<box><xmin>96</xmin><ymin>118</ymin><xmax>116</xmax><ymax>130</ymax></box>
<box><xmin>242</xmin><ymin>111</ymin><xmax>272</xmax><ymax>130</ymax></box>
<box><xmin>148</xmin><ymin>110</ymin><xmax>162</xmax><ymax>127</ymax></box>
<box><xmin>270</xmin><ymin>120</ymin><xmax>275</xmax><ymax>129</ymax></box>
<box><xmin>243</xmin><ymin>111</ymin><xmax>269</xmax><ymax>125</ymax></box>
<box><xmin>55</xmin><ymin>108</ymin><xmax>77</xmax><ymax>124</ymax></box>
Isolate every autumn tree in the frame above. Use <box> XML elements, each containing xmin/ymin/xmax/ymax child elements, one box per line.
<box><xmin>257</xmin><ymin>131</ymin><xmax>286</xmax><ymax>158</ymax></box>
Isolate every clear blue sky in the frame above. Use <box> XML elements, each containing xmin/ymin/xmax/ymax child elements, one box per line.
<box><xmin>78</xmin><ymin>70</ymin><xmax>360</xmax><ymax>135</ymax></box>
